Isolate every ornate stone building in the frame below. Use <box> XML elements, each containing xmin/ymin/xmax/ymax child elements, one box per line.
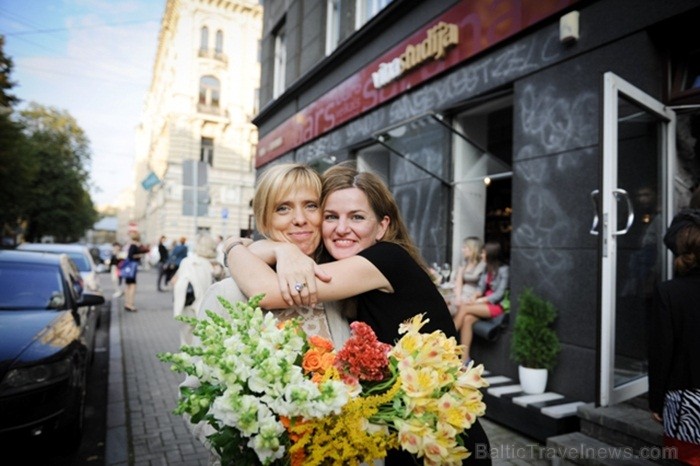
<box><xmin>132</xmin><ymin>0</ymin><xmax>262</xmax><ymax>245</ymax></box>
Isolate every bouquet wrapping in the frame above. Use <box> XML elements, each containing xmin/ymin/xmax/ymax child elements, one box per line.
<box><xmin>158</xmin><ymin>295</ymin><xmax>489</xmax><ymax>466</ymax></box>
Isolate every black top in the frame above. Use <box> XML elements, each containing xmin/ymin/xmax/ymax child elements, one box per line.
<box><xmin>356</xmin><ymin>241</ymin><xmax>458</xmax><ymax>344</ymax></box>
<box><xmin>355</xmin><ymin>242</ymin><xmax>491</xmax><ymax>465</ymax></box>
<box><xmin>648</xmin><ymin>268</ymin><xmax>700</xmax><ymax>413</ymax></box>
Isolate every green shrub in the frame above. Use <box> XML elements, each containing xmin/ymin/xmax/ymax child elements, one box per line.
<box><xmin>510</xmin><ymin>288</ymin><xmax>560</xmax><ymax>371</ymax></box>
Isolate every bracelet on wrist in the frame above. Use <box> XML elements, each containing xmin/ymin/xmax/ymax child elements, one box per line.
<box><xmin>223</xmin><ymin>240</ymin><xmax>246</xmax><ymax>268</ymax></box>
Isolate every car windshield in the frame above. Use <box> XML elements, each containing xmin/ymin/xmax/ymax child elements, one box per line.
<box><xmin>0</xmin><ymin>263</ymin><xmax>66</xmax><ymax>310</ymax></box>
<box><xmin>65</xmin><ymin>252</ymin><xmax>91</xmax><ymax>272</ymax></box>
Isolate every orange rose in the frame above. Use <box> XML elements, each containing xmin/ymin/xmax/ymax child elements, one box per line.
<box><xmin>308</xmin><ymin>335</ymin><xmax>334</xmax><ymax>353</ymax></box>
<box><xmin>320</xmin><ymin>352</ymin><xmax>335</xmax><ymax>371</ymax></box>
<box><xmin>302</xmin><ymin>349</ymin><xmax>323</xmax><ymax>373</ymax></box>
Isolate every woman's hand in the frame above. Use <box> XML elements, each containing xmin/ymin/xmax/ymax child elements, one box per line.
<box><xmin>651</xmin><ymin>412</ymin><xmax>662</xmax><ymax>423</ymax></box>
<box><xmin>274</xmin><ymin>243</ymin><xmax>331</xmax><ymax>306</ymax></box>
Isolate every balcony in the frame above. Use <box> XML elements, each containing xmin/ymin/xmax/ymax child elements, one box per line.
<box><xmin>197</xmin><ymin>48</ymin><xmax>228</xmax><ymax>64</ymax></box>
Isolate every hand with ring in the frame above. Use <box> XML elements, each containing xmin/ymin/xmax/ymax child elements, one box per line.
<box><xmin>273</xmin><ymin>243</ymin><xmax>331</xmax><ymax>306</ymax></box>
<box><xmin>294</xmin><ymin>282</ymin><xmax>307</xmax><ymax>293</ymax></box>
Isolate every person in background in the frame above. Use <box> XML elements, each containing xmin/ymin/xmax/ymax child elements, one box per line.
<box><xmin>171</xmin><ymin>235</ymin><xmax>225</xmax><ymax>346</ymax></box>
<box><xmin>165</xmin><ymin>236</ymin><xmax>188</xmax><ymax>284</ymax></box>
<box><xmin>124</xmin><ymin>232</ymin><xmax>145</xmax><ymax>312</ymax></box>
<box><xmin>649</xmin><ymin>220</ymin><xmax>700</xmax><ymax>465</ymax></box>
<box><xmin>452</xmin><ymin>236</ymin><xmax>486</xmax><ymax>312</ymax></box>
<box><xmin>452</xmin><ymin>241</ymin><xmax>509</xmax><ymax>364</ymax></box>
<box><xmin>110</xmin><ymin>241</ymin><xmax>124</xmax><ymax>297</ymax></box>
<box><xmin>215</xmin><ymin>234</ymin><xmax>225</xmax><ymax>267</ymax></box>
<box><xmin>663</xmin><ymin>188</ymin><xmax>700</xmax><ymax>257</ymax></box>
<box><xmin>156</xmin><ymin>235</ymin><xmax>169</xmax><ymax>291</ymax></box>
<box><xmin>227</xmin><ymin>162</ymin><xmax>492</xmax><ymax>465</ymax></box>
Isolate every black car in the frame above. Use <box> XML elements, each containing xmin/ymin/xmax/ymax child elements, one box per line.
<box><xmin>0</xmin><ymin>250</ymin><xmax>104</xmax><ymax>452</ymax></box>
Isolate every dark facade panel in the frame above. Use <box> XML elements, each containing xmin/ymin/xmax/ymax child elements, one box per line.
<box><xmin>511</xmin><ymin>148</ymin><xmax>599</xmax><ymax>250</ymax></box>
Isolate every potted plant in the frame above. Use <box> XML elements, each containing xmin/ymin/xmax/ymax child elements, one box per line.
<box><xmin>510</xmin><ymin>288</ymin><xmax>560</xmax><ymax>394</ymax></box>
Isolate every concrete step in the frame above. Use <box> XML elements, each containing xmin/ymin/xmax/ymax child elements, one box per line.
<box><xmin>547</xmin><ymin>431</ymin><xmax>670</xmax><ymax>466</ymax></box>
<box><xmin>481</xmin><ymin>372</ymin><xmax>586</xmax><ymax>443</ymax></box>
<box><xmin>577</xmin><ymin>403</ymin><xmax>663</xmax><ymax>452</ymax></box>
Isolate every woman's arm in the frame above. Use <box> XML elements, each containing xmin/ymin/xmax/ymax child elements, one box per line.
<box><xmin>485</xmin><ymin>265</ymin><xmax>509</xmax><ymax>304</ymax></box>
<box><xmin>454</xmin><ymin>264</ymin><xmax>465</xmax><ymax>303</ymax></box>
<box><xmin>227</xmin><ymin>243</ymin><xmax>391</xmax><ymax>308</ymax></box>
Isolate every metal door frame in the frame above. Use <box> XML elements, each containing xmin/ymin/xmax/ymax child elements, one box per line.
<box><xmin>599</xmin><ymin>72</ymin><xmax>676</xmax><ymax>407</ymax></box>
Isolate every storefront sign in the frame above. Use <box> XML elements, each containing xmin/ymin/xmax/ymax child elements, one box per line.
<box><xmin>372</xmin><ymin>21</ymin><xmax>459</xmax><ymax>89</ymax></box>
<box><xmin>257</xmin><ymin>0</ymin><xmax>578</xmax><ymax>166</ymax></box>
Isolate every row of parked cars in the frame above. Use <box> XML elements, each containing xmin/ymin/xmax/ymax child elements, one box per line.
<box><xmin>0</xmin><ymin>243</ymin><xmax>107</xmax><ymax>452</ymax></box>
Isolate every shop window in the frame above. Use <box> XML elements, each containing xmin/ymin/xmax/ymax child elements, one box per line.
<box><xmin>200</xmin><ymin>26</ymin><xmax>209</xmax><ymax>52</ymax></box>
<box><xmin>355</xmin><ymin>0</ymin><xmax>393</xmax><ymax>29</ymax></box>
<box><xmin>201</xmin><ymin>137</ymin><xmax>214</xmax><ymax>166</ymax></box>
<box><xmin>199</xmin><ymin>75</ymin><xmax>221</xmax><ymax>110</ymax></box>
<box><xmin>452</xmin><ymin>96</ymin><xmax>513</xmax><ymax>264</ymax></box>
<box><xmin>215</xmin><ymin>29</ymin><xmax>224</xmax><ymax>54</ymax></box>
<box><xmin>273</xmin><ymin>23</ymin><xmax>286</xmax><ymax>98</ymax></box>
<box><xmin>326</xmin><ymin>0</ymin><xmax>341</xmax><ymax>54</ymax></box>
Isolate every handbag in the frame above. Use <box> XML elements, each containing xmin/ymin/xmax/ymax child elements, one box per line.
<box><xmin>119</xmin><ymin>259</ymin><xmax>138</xmax><ymax>280</ymax></box>
<box><xmin>185</xmin><ymin>283</ymin><xmax>195</xmax><ymax>306</ymax></box>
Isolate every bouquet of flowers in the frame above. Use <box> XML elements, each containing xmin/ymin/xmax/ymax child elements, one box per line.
<box><xmin>158</xmin><ymin>295</ymin><xmax>489</xmax><ymax>466</ymax></box>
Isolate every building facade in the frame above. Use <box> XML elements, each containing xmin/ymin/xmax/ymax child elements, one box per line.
<box><xmin>132</xmin><ymin>0</ymin><xmax>262</xmax><ymax>246</ymax></box>
<box><xmin>253</xmin><ymin>0</ymin><xmax>700</xmax><ymax>415</ymax></box>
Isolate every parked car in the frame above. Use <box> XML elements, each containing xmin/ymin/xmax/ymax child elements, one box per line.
<box><xmin>17</xmin><ymin>243</ymin><xmax>103</xmax><ymax>294</ymax></box>
<box><xmin>0</xmin><ymin>250</ymin><xmax>104</xmax><ymax>451</ymax></box>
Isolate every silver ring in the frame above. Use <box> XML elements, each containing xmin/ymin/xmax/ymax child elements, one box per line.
<box><xmin>294</xmin><ymin>282</ymin><xmax>306</xmax><ymax>292</ymax></box>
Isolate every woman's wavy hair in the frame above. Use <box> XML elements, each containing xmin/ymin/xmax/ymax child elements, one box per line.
<box><xmin>462</xmin><ymin>236</ymin><xmax>483</xmax><ymax>264</ymax></box>
<box><xmin>674</xmin><ymin>224</ymin><xmax>700</xmax><ymax>275</ymax></box>
<box><xmin>253</xmin><ymin>163</ymin><xmax>322</xmax><ymax>238</ymax></box>
<box><xmin>321</xmin><ymin>161</ymin><xmax>429</xmax><ymax>272</ymax></box>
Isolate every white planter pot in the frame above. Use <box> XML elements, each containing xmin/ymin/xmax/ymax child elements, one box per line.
<box><xmin>518</xmin><ymin>365</ymin><xmax>548</xmax><ymax>394</ymax></box>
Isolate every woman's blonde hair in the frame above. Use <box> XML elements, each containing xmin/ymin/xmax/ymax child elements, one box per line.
<box><xmin>321</xmin><ymin>162</ymin><xmax>428</xmax><ymax>271</ymax></box>
<box><xmin>253</xmin><ymin>163</ymin><xmax>322</xmax><ymax>237</ymax></box>
<box><xmin>462</xmin><ymin>236</ymin><xmax>483</xmax><ymax>264</ymax></box>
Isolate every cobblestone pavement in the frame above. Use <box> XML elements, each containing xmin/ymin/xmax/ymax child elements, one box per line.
<box><xmin>103</xmin><ymin>269</ymin><xmax>550</xmax><ymax>466</ymax></box>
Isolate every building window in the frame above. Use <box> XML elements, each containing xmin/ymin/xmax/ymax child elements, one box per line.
<box><xmin>355</xmin><ymin>0</ymin><xmax>393</xmax><ymax>29</ymax></box>
<box><xmin>199</xmin><ymin>75</ymin><xmax>220</xmax><ymax>108</ymax></box>
<box><xmin>215</xmin><ymin>29</ymin><xmax>224</xmax><ymax>54</ymax></box>
<box><xmin>200</xmin><ymin>26</ymin><xmax>209</xmax><ymax>51</ymax></box>
<box><xmin>201</xmin><ymin>137</ymin><xmax>214</xmax><ymax>166</ymax></box>
<box><xmin>273</xmin><ymin>23</ymin><xmax>286</xmax><ymax>99</ymax></box>
<box><xmin>326</xmin><ymin>0</ymin><xmax>341</xmax><ymax>55</ymax></box>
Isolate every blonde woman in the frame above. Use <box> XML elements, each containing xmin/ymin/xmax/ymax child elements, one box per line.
<box><xmin>453</xmin><ymin>236</ymin><xmax>486</xmax><ymax>310</ymax></box>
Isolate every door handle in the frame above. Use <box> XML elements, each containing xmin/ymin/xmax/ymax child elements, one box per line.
<box><xmin>612</xmin><ymin>189</ymin><xmax>635</xmax><ymax>236</ymax></box>
<box><xmin>589</xmin><ymin>189</ymin><xmax>600</xmax><ymax>235</ymax></box>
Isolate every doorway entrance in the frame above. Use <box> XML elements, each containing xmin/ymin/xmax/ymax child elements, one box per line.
<box><xmin>598</xmin><ymin>72</ymin><xmax>676</xmax><ymax>406</ymax></box>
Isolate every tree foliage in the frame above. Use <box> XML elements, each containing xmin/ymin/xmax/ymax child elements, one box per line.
<box><xmin>510</xmin><ymin>288</ymin><xmax>560</xmax><ymax>371</ymax></box>
<box><xmin>18</xmin><ymin>104</ymin><xmax>98</xmax><ymax>242</ymax></box>
<box><xmin>0</xmin><ymin>36</ymin><xmax>98</xmax><ymax>243</ymax></box>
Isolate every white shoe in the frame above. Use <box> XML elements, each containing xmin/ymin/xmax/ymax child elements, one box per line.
<box><xmin>112</xmin><ymin>290</ymin><xmax>123</xmax><ymax>298</ymax></box>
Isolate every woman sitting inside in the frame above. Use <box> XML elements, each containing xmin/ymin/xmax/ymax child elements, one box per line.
<box><xmin>452</xmin><ymin>236</ymin><xmax>486</xmax><ymax>311</ymax></box>
<box><xmin>452</xmin><ymin>241</ymin><xmax>509</xmax><ymax>364</ymax></box>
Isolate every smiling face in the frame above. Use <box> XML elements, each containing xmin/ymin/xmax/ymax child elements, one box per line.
<box><xmin>322</xmin><ymin>187</ymin><xmax>389</xmax><ymax>260</ymax></box>
<box><xmin>267</xmin><ymin>187</ymin><xmax>322</xmax><ymax>256</ymax></box>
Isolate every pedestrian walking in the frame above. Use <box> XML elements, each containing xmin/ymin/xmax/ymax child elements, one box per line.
<box><xmin>156</xmin><ymin>235</ymin><xmax>169</xmax><ymax>291</ymax></box>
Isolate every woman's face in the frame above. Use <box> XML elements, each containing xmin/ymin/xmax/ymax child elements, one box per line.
<box><xmin>322</xmin><ymin>187</ymin><xmax>389</xmax><ymax>260</ymax></box>
<box><xmin>267</xmin><ymin>187</ymin><xmax>322</xmax><ymax>256</ymax></box>
<box><xmin>462</xmin><ymin>243</ymin><xmax>473</xmax><ymax>259</ymax></box>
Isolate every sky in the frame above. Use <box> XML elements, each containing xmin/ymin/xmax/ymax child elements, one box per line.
<box><xmin>0</xmin><ymin>0</ymin><xmax>164</xmax><ymax>208</ymax></box>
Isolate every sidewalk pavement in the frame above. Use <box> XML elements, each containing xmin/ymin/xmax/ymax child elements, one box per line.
<box><xmin>103</xmin><ymin>269</ymin><xmax>550</xmax><ymax>466</ymax></box>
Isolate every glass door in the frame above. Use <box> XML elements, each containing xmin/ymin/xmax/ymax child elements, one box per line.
<box><xmin>599</xmin><ymin>72</ymin><xmax>676</xmax><ymax>406</ymax></box>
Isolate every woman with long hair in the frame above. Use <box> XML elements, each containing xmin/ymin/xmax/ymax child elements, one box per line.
<box><xmin>452</xmin><ymin>241</ymin><xmax>509</xmax><ymax>364</ymax></box>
